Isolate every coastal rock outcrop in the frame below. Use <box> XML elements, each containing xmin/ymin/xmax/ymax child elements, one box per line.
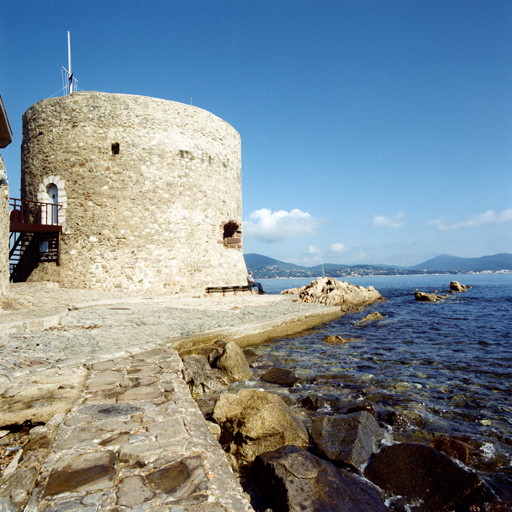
<box><xmin>364</xmin><ymin>442</ymin><xmax>489</xmax><ymax>511</ymax></box>
<box><xmin>212</xmin><ymin>389</ymin><xmax>309</xmax><ymax>467</ymax></box>
<box><xmin>450</xmin><ymin>280</ymin><xmax>468</xmax><ymax>292</ymax></box>
<box><xmin>254</xmin><ymin>445</ymin><xmax>387</xmax><ymax>512</ymax></box>
<box><xmin>311</xmin><ymin>412</ymin><xmax>385</xmax><ymax>471</ymax></box>
<box><xmin>297</xmin><ymin>278</ymin><xmax>384</xmax><ymax>310</ymax></box>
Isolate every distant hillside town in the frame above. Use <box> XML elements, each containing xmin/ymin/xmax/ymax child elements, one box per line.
<box><xmin>244</xmin><ymin>253</ymin><xmax>512</xmax><ymax>279</ymax></box>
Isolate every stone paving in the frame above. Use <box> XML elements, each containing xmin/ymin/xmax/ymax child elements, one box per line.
<box><xmin>19</xmin><ymin>347</ymin><xmax>252</xmax><ymax>512</ymax></box>
<box><xmin>0</xmin><ymin>284</ymin><xmax>341</xmax><ymax>511</ymax></box>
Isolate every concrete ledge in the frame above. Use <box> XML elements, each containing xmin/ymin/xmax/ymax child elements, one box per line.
<box><xmin>174</xmin><ymin>305</ymin><xmax>343</xmax><ymax>356</ymax></box>
<box><xmin>0</xmin><ymin>306</ymin><xmax>68</xmax><ymax>333</ymax></box>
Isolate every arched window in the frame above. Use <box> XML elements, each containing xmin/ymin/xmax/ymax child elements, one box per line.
<box><xmin>47</xmin><ymin>184</ymin><xmax>59</xmax><ymax>225</ymax></box>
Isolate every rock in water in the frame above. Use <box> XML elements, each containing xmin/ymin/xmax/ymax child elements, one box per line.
<box><xmin>311</xmin><ymin>411</ymin><xmax>384</xmax><ymax>471</ymax></box>
<box><xmin>364</xmin><ymin>442</ymin><xmax>489</xmax><ymax>511</ymax></box>
<box><xmin>450</xmin><ymin>280</ymin><xmax>467</xmax><ymax>292</ymax></box>
<box><xmin>260</xmin><ymin>367</ymin><xmax>299</xmax><ymax>387</ymax></box>
<box><xmin>323</xmin><ymin>335</ymin><xmax>363</xmax><ymax>343</ymax></box>
<box><xmin>216</xmin><ymin>341</ymin><xmax>252</xmax><ymax>383</ymax></box>
<box><xmin>212</xmin><ymin>389</ymin><xmax>309</xmax><ymax>466</ymax></box>
<box><xmin>298</xmin><ymin>277</ymin><xmax>384</xmax><ymax>309</ymax></box>
<box><xmin>414</xmin><ymin>291</ymin><xmax>447</xmax><ymax>302</ymax></box>
<box><xmin>254</xmin><ymin>445</ymin><xmax>387</xmax><ymax>512</ymax></box>
<box><xmin>181</xmin><ymin>354</ymin><xmax>228</xmax><ymax>398</ymax></box>
<box><xmin>357</xmin><ymin>311</ymin><xmax>384</xmax><ymax>325</ymax></box>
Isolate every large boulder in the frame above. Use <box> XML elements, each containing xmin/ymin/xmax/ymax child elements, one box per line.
<box><xmin>298</xmin><ymin>278</ymin><xmax>384</xmax><ymax>310</ymax></box>
<box><xmin>216</xmin><ymin>341</ymin><xmax>252</xmax><ymax>383</ymax></box>
<box><xmin>254</xmin><ymin>445</ymin><xmax>387</xmax><ymax>512</ymax></box>
<box><xmin>212</xmin><ymin>389</ymin><xmax>309</xmax><ymax>466</ymax></box>
<box><xmin>364</xmin><ymin>442</ymin><xmax>489</xmax><ymax>511</ymax></box>
<box><xmin>311</xmin><ymin>412</ymin><xmax>384</xmax><ymax>470</ymax></box>
<box><xmin>181</xmin><ymin>355</ymin><xmax>228</xmax><ymax>398</ymax></box>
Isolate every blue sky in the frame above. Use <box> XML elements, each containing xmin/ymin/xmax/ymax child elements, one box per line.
<box><xmin>1</xmin><ymin>0</ymin><xmax>511</xmax><ymax>267</ymax></box>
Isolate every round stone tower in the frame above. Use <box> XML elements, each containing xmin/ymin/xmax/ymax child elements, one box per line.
<box><xmin>21</xmin><ymin>91</ymin><xmax>247</xmax><ymax>293</ymax></box>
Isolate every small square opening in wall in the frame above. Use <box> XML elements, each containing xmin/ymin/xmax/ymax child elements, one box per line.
<box><xmin>111</xmin><ymin>143</ymin><xmax>120</xmax><ymax>155</ymax></box>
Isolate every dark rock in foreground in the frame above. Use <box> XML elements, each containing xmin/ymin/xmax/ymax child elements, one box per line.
<box><xmin>364</xmin><ymin>442</ymin><xmax>489</xmax><ymax>511</ymax></box>
<box><xmin>254</xmin><ymin>444</ymin><xmax>387</xmax><ymax>512</ymax></box>
<box><xmin>311</xmin><ymin>411</ymin><xmax>384</xmax><ymax>471</ymax></box>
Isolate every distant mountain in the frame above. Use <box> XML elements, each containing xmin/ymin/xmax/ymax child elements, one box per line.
<box><xmin>244</xmin><ymin>252</ymin><xmax>512</xmax><ymax>278</ymax></box>
<box><xmin>408</xmin><ymin>253</ymin><xmax>512</xmax><ymax>272</ymax></box>
<box><xmin>244</xmin><ymin>253</ymin><xmax>417</xmax><ymax>279</ymax></box>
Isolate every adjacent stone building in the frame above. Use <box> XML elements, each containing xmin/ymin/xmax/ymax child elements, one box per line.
<box><xmin>0</xmin><ymin>95</ymin><xmax>12</xmax><ymax>296</ymax></box>
<box><xmin>20</xmin><ymin>91</ymin><xmax>247</xmax><ymax>293</ymax></box>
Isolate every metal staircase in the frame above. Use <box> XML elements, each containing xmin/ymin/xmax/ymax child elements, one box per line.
<box><xmin>9</xmin><ymin>197</ymin><xmax>62</xmax><ymax>282</ymax></box>
<box><xmin>9</xmin><ymin>232</ymin><xmax>34</xmax><ymax>277</ymax></box>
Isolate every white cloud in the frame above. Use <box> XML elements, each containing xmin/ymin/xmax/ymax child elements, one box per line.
<box><xmin>330</xmin><ymin>242</ymin><xmax>348</xmax><ymax>253</ymax></box>
<box><xmin>305</xmin><ymin>245</ymin><xmax>322</xmax><ymax>255</ymax></box>
<box><xmin>429</xmin><ymin>208</ymin><xmax>512</xmax><ymax>231</ymax></box>
<box><xmin>372</xmin><ymin>212</ymin><xmax>407</xmax><ymax>228</ymax></box>
<box><xmin>243</xmin><ymin>208</ymin><xmax>320</xmax><ymax>242</ymax></box>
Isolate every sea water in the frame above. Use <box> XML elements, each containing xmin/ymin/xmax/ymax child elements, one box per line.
<box><xmin>253</xmin><ymin>273</ymin><xmax>512</xmax><ymax>478</ymax></box>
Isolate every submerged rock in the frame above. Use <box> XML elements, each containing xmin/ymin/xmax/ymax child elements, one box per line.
<box><xmin>260</xmin><ymin>368</ymin><xmax>300</xmax><ymax>387</ymax></box>
<box><xmin>254</xmin><ymin>445</ymin><xmax>387</xmax><ymax>512</ymax></box>
<box><xmin>357</xmin><ymin>311</ymin><xmax>384</xmax><ymax>325</ymax></box>
<box><xmin>323</xmin><ymin>335</ymin><xmax>363</xmax><ymax>344</ymax></box>
<box><xmin>414</xmin><ymin>291</ymin><xmax>448</xmax><ymax>302</ymax></box>
<box><xmin>298</xmin><ymin>277</ymin><xmax>384</xmax><ymax>309</ymax></box>
<box><xmin>212</xmin><ymin>389</ymin><xmax>309</xmax><ymax>467</ymax></box>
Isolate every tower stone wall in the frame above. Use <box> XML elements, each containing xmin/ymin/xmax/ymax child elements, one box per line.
<box><xmin>21</xmin><ymin>92</ymin><xmax>247</xmax><ymax>293</ymax></box>
<box><xmin>0</xmin><ymin>156</ymin><xmax>8</xmax><ymax>295</ymax></box>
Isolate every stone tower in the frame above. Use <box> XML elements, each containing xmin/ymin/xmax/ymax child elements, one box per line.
<box><xmin>20</xmin><ymin>92</ymin><xmax>247</xmax><ymax>293</ymax></box>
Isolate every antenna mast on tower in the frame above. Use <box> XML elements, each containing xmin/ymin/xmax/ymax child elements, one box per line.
<box><xmin>62</xmin><ymin>31</ymin><xmax>78</xmax><ymax>95</ymax></box>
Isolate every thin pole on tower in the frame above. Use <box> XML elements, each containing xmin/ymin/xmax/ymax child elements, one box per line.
<box><xmin>67</xmin><ymin>31</ymin><xmax>73</xmax><ymax>94</ymax></box>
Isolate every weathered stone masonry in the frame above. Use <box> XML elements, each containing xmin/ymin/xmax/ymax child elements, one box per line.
<box><xmin>21</xmin><ymin>92</ymin><xmax>248</xmax><ymax>293</ymax></box>
<box><xmin>0</xmin><ymin>156</ymin><xmax>8</xmax><ymax>296</ymax></box>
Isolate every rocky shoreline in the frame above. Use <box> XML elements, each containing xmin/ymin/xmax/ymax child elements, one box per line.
<box><xmin>0</xmin><ymin>284</ymin><xmax>344</xmax><ymax>512</ymax></box>
<box><xmin>0</xmin><ymin>280</ymin><xmax>508</xmax><ymax>511</ymax></box>
<box><xmin>180</xmin><ymin>340</ymin><xmax>504</xmax><ymax>511</ymax></box>
<box><xmin>177</xmin><ymin>279</ymin><xmax>508</xmax><ymax>511</ymax></box>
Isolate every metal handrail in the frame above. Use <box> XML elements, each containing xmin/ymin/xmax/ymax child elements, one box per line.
<box><xmin>9</xmin><ymin>197</ymin><xmax>60</xmax><ymax>226</ymax></box>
